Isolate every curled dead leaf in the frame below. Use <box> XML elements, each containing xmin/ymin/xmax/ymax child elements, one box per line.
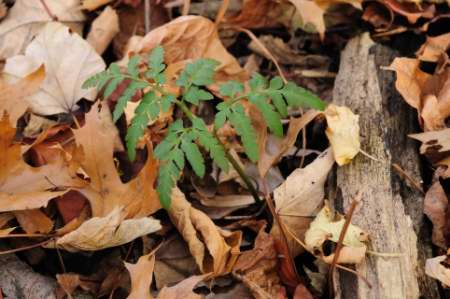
<box><xmin>168</xmin><ymin>187</ymin><xmax>241</xmax><ymax>276</ymax></box>
<box><xmin>56</xmin><ymin>207</ymin><xmax>161</xmax><ymax>251</ymax></box>
<box><xmin>324</xmin><ymin>104</ymin><xmax>360</xmax><ymax>165</ymax></box>
<box><xmin>86</xmin><ymin>6</ymin><xmax>119</xmax><ymax>55</ymax></box>
<box><xmin>304</xmin><ymin>203</ymin><xmax>369</xmax><ymax>264</ymax></box>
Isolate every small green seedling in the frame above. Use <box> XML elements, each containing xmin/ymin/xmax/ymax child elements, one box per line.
<box><xmin>83</xmin><ymin>46</ymin><xmax>325</xmax><ymax>209</ymax></box>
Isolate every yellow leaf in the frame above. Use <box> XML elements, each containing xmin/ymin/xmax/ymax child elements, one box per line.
<box><xmin>304</xmin><ymin>203</ymin><xmax>369</xmax><ymax>264</ymax></box>
<box><xmin>56</xmin><ymin>207</ymin><xmax>161</xmax><ymax>252</ymax></box>
<box><xmin>324</xmin><ymin>104</ymin><xmax>360</xmax><ymax>165</ymax></box>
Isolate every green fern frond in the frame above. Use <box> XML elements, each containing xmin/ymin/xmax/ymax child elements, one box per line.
<box><xmin>112</xmin><ymin>81</ymin><xmax>148</xmax><ymax>122</ymax></box>
<box><xmin>228</xmin><ymin>104</ymin><xmax>259</xmax><ymax>162</ymax></box>
<box><xmin>181</xmin><ymin>135</ymin><xmax>205</xmax><ymax>178</ymax></box>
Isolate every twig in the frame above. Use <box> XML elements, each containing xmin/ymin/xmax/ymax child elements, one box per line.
<box><xmin>0</xmin><ymin>239</ymin><xmax>52</xmax><ymax>255</ymax></box>
<box><xmin>262</xmin><ymin>180</ymin><xmax>301</xmax><ymax>283</ymax></box>
<box><xmin>391</xmin><ymin>163</ymin><xmax>424</xmax><ymax>194</ymax></box>
<box><xmin>144</xmin><ymin>0</ymin><xmax>151</xmax><ymax>34</ymax></box>
<box><xmin>39</xmin><ymin>0</ymin><xmax>57</xmax><ymax>21</ymax></box>
<box><xmin>328</xmin><ymin>192</ymin><xmax>363</xmax><ymax>298</ymax></box>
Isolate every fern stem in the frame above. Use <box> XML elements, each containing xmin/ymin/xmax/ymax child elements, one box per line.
<box><xmin>174</xmin><ymin>99</ymin><xmax>262</xmax><ymax>204</ymax></box>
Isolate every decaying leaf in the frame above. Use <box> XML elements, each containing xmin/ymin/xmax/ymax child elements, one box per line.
<box><xmin>417</xmin><ymin>33</ymin><xmax>450</xmax><ymax>62</ymax></box>
<box><xmin>382</xmin><ymin>0</ymin><xmax>435</xmax><ymax>24</ymax></box>
<box><xmin>4</xmin><ymin>22</ymin><xmax>105</xmax><ymax>115</ymax></box>
<box><xmin>56</xmin><ymin>207</ymin><xmax>161</xmax><ymax>251</ymax></box>
<box><xmin>0</xmin><ymin>115</ymin><xmax>83</xmax><ymax>213</ymax></box>
<box><xmin>86</xmin><ymin>6</ymin><xmax>120</xmax><ymax>55</ymax></box>
<box><xmin>258</xmin><ymin>110</ymin><xmax>320</xmax><ymax>177</ymax></box>
<box><xmin>271</xmin><ymin>149</ymin><xmax>334</xmax><ymax>257</ymax></box>
<box><xmin>0</xmin><ymin>0</ymin><xmax>85</xmax><ymax>59</ymax></box>
<box><xmin>424</xmin><ymin>181</ymin><xmax>449</xmax><ymax>249</ymax></box>
<box><xmin>0</xmin><ymin>65</ymin><xmax>45</xmax><ymax>127</ymax></box>
<box><xmin>14</xmin><ymin>209</ymin><xmax>53</xmax><ymax>234</ymax></box>
<box><xmin>387</xmin><ymin>59</ymin><xmax>450</xmax><ymax>131</ymax></box>
<box><xmin>289</xmin><ymin>0</ymin><xmax>362</xmax><ymax>39</ymax></box>
<box><xmin>304</xmin><ymin>203</ymin><xmax>369</xmax><ymax>264</ymax></box>
<box><xmin>168</xmin><ymin>187</ymin><xmax>241</xmax><ymax>276</ymax></box>
<box><xmin>425</xmin><ymin>254</ymin><xmax>450</xmax><ymax>287</ymax></box>
<box><xmin>125</xmin><ymin>252</ymin><xmax>156</xmax><ymax>299</ymax></box>
<box><xmin>409</xmin><ymin>129</ymin><xmax>450</xmax><ymax>178</ymax></box>
<box><xmin>324</xmin><ymin>104</ymin><xmax>360</xmax><ymax>165</ymax></box>
<box><xmin>120</xmin><ymin>15</ymin><xmax>248</xmax><ymax>83</ymax></box>
<box><xmin>233</xmin><ymin>220</ymin><xmax>287</xmax><ymax>299</ymax></box>
<box><xmin>73</xmin><ymin>102</ymin><xmax>161</xmax><ymax>218</ymax></box>
<box><xmin>125</xmin><ymin>250</ymin><xmax>208</xmax><ymax>299</ymax></box>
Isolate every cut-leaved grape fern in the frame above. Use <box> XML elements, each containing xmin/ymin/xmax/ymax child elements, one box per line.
<box><xmin>83</xmin><ymin>46</ymin><xmax>325</xmax><ymax>209</ymax></box>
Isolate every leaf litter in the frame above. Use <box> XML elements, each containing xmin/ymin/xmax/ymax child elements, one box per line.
<box><xmin>0</xmin><ymin>0</ymin><xmax>449</xmax><ymax>298</ymax></box>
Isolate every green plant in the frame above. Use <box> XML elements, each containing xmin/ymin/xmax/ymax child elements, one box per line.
<box><xmin>83</xmin><ymin>46</ymin><xmax>325</xmax><ymax>209</ymax></box>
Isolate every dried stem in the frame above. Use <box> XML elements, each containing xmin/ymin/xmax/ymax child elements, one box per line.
<box><xmin>328</xmin><ymin>192</ymin><xmax>363</xmax><ymax>298</ymax></box>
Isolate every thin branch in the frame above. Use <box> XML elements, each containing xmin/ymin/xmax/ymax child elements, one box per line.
<box><xmin>328</xmin><ymin>192</ymin><xmax>363</xmax><ymax>298</ymax></box>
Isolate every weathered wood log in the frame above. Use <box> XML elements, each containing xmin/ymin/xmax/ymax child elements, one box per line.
<box><xmin>331</xmin><ymin>33</ymin><xmax>439</xmax><ymax>299</ymax></box>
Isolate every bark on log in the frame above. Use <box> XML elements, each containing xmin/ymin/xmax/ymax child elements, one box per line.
<box><xmin>331</xmin><ymin>33</ymin><xmax>439</xmax><ymax>299</ymax></box>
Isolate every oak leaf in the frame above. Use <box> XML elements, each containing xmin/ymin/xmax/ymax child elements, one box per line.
<box><xmin>271</xmin><ymin>149</ymin><xmax>334</xmax><ymax>257</ymax></box>
<box><xmin>0</xmin><ymin>115</ymin><xmax>83</xmax><ymax>213</ymax></box>
<box><xmin>125</xmin><ymin>251</ymin><xmax>208</xmax><ymax>299</ymax></box>
<box><xmin>0</xmin><ymin>65</ymin><xmax>45</xmax><ymax>127</ymax></box>
<box><xmin>4</xmin><ymin>22</ymin><xmax>105</xmax><ymax>115</ymax></box>
<box><xmin>72</xmin><ymin>102</ymin><xmax>161</xmax><ymax>218</ymax></box>
<box><xmin>168</xmin><ymin>187</ymin><xmax>241</xmax><ymax>276</ymax></box>
<box><xmin>324</xmin><ymin>104</ymin><xmax>360</xmax><ymax>165</ymax></box>
<box><xmin>56</xmin><ymin>207</ymin><xmax>161</xmax><ymax>251</ymax></box>
<box><xmin>0</xmin><ymin>0</ymin><xmax>85</xmax><ymax>59</ymax></box>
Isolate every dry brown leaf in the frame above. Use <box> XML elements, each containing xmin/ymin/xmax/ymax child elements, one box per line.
<box><xmin>121</xmin><ymin>15</ymin><xmax>247</xmax><ymax>83</ymax></box>
<box><xmin>409</xmin><ymin>129</ymin><xmax>450</xmax><ymax>178</ymax></box>
<box><xmin>271</xmin><ymin>149</ymin><xmax>334</xmax><ymax>257</ymax></box>
<box><xmin>0</xmin><ymin>1</ymin><xmax>7</xmax><ymax>20</ymax></box>
<box><xmin>86</xmin><ymin>6</ymin><xmax>119</xmax><ymax>55</ymax></box>
<box><xmin>157</xmin><ymin>275</ymin><xmax>206</xmax><ymax>299</ymax></box>
<box><xmin>233</xmin><ymin>221</ymin><xmax>287</xmax><ymax>299</ymax></box>
<box><xmin>125</xmin><ymin>250</ymin><xmax>207</xmax><ymax>299</ymax></box>
<box><xmin>0</xmin><ymin>65</ymin><xmax>44</xmax><ymax>127</ymax></box>
<box><xmin>14</xmin><ymin>209</ymin><xmax>53</xmax><ymax>234</ymax></box>
<box><xmin>82</xmin><ymin>0</ymin><xmax>113</xmax><ymax>11</ymax></box>
<box><xmin>417</xmin><ymin>33</ymin><xmax>450</xmax><ymax>62</ymax></box>
<box><xmin>325</xmin><ymin>104</ymin><xmax>360</xmax><ymax>165</ymax></box>
<box><xmin>168</xmin><ymin>187</ymin><xmax>241</xmax><ymax>276</ymax></box>
<box><xmin>258</xmin><ymin>110</ymin><xmax>320</xmax><ymax>177</ymax></box>
<box><xmin>383</xmin><ymin>0</ymin><xmax>435</xmax><ymax>24</ymax></box>
<box><xmin>386</xmin><ymin>57</ymin><xmax>430</xmax><ymax>111</ymax></box>
<box><xmin>290</xmin><ymin>0</ymin><xmax>362</xmax><ymax>40</ymax></box>
<box><xmin>56</xmin><ymin>207</ymin><xmax>161</xmax><ymax>251</ymax></box>
<box><xmin>425</xmin><ymin>254</ymin><xmax>450</xmax><ymax>287</ymax></box>
<box><xmin>73</xmin><ymin>102</ymin><xmax>161</xmax><ymax>218</ymax></box>
<box><xmin>125</xmin><ymin>252</ymin><xmax>155</xmax><ymax>299</ymax></box>
<box><xmin>224</xmin><ymin>0</ymin><xmax>292</xmax><ymax>29</ymax></box>
<box><xmin>4</xmin><ymin>22</ymin><xmax>105</xmax><ymax>116</ymax></box>
<box><xmin>0</xmin><ymin>115</ymin><xmax>83</xmax><ymax>213</ymax></box>
<box><xmin>424</xmin><ymin>181</ymin><xmax>449</xmax><ymax>249</ymax></box>
<box><xmin>0</xmin><ymin>0</ymin><xmax>85</xmax><ymax>59</ymax></box>
<box><xmin>304</xmin><ymin>203</ymin><xmax>369</xmax><ymax>264</ymax></box>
